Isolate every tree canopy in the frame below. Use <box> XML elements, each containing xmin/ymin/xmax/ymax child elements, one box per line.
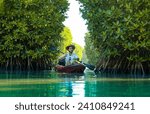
<box><xmin>0</xmin><ymin>0</ymin><xmax>69</xmax><ymax>70</ymax></box>
<box><xmin>78</xmin><ymin>0</ymin><xmax>150</xmax><ymax>74</ymax></box>
<box><xmin>60</xmin><ymin>27</ymin><xmax>73</xmax><ymax>53</ymax></box>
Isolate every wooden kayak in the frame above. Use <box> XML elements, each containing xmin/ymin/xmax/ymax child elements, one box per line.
<box><xmin>55</xmin><ymin>64</ymin><xmax>85</xmax><ymax>73</ymax></box>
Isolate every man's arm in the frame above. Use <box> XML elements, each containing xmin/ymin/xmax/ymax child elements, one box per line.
<box><xmin>73</xmin><ymin>54</ymin><xmax>79</xmax><ymax>63</ymax></box>
<box><xmin>58</xmin><ymin>54</ymin><xmax>67</xmax><ymax>66</ymax></box>
<box><xmin>58</xmin><ymin>54</ymin><xmax>66</xmax><ymax>60</ymax></box>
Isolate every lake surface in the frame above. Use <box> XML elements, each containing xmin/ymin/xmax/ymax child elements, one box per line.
<box><xmin>0</xmin><ymin>70</ymin><xmax>150</xmax><ymax>97</ymax></box>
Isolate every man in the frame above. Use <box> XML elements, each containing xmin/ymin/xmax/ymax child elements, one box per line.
<box><xmin>58</xmin><ymin>44</ymin><xmax>79</xmax><ymax>66</ymax></box>
<box><xmin>65</xmin><ymin>44</ymin><xmax>79</xmax><ymax>66</ymax></box>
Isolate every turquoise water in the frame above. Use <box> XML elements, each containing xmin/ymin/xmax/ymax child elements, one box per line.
<box><xmin>0</xmin><ymin>71</ymin><xmax>150</xmax><ymax>97</ymax></box>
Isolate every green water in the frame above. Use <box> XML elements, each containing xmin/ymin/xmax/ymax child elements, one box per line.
<box><xmin>0</xmin><ymin>71</ymin><xmax>150</xmax><ymax>97</ymax></box>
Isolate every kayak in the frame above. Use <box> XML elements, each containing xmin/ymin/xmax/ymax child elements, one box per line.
<box><xmin>55</xmin><ymin>64</ymin><xmax>85</xmax><ymax>73</ymax></box>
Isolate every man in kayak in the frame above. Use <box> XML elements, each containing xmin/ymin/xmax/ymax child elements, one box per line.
<box><xmin>58</xmin><ymin>44</ymin><xmax>79</xmax><ymax>66</ymax></box>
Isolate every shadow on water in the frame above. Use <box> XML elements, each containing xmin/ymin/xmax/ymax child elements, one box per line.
<box><xmin>0</xmin><ymin>70</ymin><xmax>150</xmax><ymax>97</ymax></box>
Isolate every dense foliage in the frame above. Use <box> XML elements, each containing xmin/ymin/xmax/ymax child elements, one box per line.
<box><xmin>78</xmin><ymin>0</ymin><xmax>150</xmax><ymax>74</ymax></box>
<box><xmin>0</xmin><ymin>0</ymin><xmax>69</xmax><ymax>70</ymax></box>
<box><xmin>84</xmin><ymin>33</ymin><xmax>99</xmax><ymax>65</ymax></box>
<box><xmin>60</xmin><ymin>27</ymin><xmax>73</xmax><ymax>54</ymax></box>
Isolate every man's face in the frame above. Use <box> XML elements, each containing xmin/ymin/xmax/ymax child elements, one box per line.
<box><xmin>68</xmin><ymin>47</ymin><xmax>74</xmax><ymax>53</ymax></box>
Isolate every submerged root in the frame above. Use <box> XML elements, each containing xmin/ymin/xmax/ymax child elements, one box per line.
<box><xmin>96</xmin><ymin>58</ymin><xmax>149</xmax><ymax>75</ymax></box>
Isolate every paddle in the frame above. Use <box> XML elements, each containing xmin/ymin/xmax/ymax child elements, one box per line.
<box><xmin>81</xmin><ymin>62</ymin><xmax>95</xmax><ymax>70</ymax></box>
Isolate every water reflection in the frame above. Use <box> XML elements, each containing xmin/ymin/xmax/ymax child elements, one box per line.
<box><xmin>72</xmin><ymin>80</ymin><xmax>85</xmax><ymax>97</ymax></box>
<box><xmin>57</xmin><ymin>76</ymin><xmax>85</xmax><ymax>97</ymax></box>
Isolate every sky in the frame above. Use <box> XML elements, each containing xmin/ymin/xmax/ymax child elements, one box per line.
<box><xmin>63</xmin><ymin>0</ymin><xmax>88</xmax><ymax>48</ymax></box>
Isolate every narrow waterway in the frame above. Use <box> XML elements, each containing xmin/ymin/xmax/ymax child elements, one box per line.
<box><xmin>0</xmin><ymin>70</ymin><xmax>150</xmax><ymax>97</ymax></box>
